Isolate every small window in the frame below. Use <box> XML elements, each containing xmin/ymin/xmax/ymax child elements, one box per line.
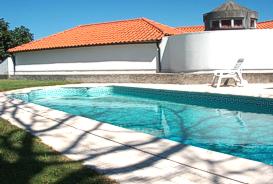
<box><xmin>234</xmin><ymin>19</ymin><xmax>243</xmax><ymax>28</ymax></box>
<box><xmin>211</xmin><ymin>20</ymin><xmax>220</xmax><ymax>29</ymax></box>
<box><xmin>221</xmin><ymin>20</ymin><xmax>232</xmax><ymax>28</ymax></box>
<box><xmin>250</xmin><ymin>19</ymin><xmax>256</xmax><ymax>28</ymax></box>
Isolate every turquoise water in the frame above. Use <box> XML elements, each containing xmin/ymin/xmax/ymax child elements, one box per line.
<box><xmin>11</xmin><ymin>86</ymin><xmax>273</xmax><ymax>165</ymax></box>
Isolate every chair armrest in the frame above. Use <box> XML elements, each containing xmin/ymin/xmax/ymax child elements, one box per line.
<box><xmin>213</xmin><ymin>70</ymin><xmax>237</xmax><ymax>75</ymax></box>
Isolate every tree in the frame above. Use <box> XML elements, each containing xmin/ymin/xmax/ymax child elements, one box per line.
<box><xmin>0</xmin><ymin>18</ymin><xmax>33</xmax><ymax>61</ymax></box>
<box><xmin>0</xmin><ymin>18</ymin><xmax>12</xmax><ymax>61</ymax></box>
<box><xmin>11</xmin><ymin>26</ymin><xmax>33</xmax><ymax>48</ymax></box>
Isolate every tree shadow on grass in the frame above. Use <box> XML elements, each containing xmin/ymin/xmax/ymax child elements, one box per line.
<box><xmin>0</xmin><ymin>119</ymin><xmax>117</xmax><ymax>184</ymax></box>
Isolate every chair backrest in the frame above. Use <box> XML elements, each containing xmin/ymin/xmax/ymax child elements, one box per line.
<box><xmin>233</xmin><ymin>58</ymin><xmax>244</xmax><ymax>70</ymax></box>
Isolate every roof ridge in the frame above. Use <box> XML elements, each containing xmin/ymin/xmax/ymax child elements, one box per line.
<box><xmin>140</xmin><ymin>18</ymin><xmax>165</xmax><ymax>35</ymax></box>
<box><xmin>141</xmin><ymin>18</ymin><xmax>178</xmax><ymax>36</ymax></box>
<box><xmin>78</xmin><ymin>17</ymin><xmax>144</xmax><ymax>28</ymax></box>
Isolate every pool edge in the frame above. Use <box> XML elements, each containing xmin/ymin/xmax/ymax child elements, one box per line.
<box><xmin>1</xmin><ymin>85</ymin><xmax>273</xmax><ymax>184</ymax></box>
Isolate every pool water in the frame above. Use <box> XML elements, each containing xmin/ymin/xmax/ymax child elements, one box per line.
<box><xmin>11</xmin><ymin>86</ymin><xmax>273</xmax><ymax>165</ymax></box>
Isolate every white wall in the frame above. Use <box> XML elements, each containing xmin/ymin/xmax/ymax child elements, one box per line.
<box><xmin>0</xmin><ymin>57</ymin><xmax>14</xmax><ymax>75</ymax></box>
<box><xmin>161</xmin><ymin>29</ymin><xmax>273</xmax><ymax>72</ymax></box>
<box><xmin>14</xmin><ymin>43</ymin><xmax>158</xmax><ymax>74</ymax></box>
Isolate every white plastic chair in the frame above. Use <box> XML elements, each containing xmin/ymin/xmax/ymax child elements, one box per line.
<box><xmin>211</xmin><ymin>58</ymin><xmax>247</xmax><ymax>88</ymax></box>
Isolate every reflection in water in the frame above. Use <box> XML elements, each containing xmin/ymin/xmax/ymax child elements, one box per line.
<box><xmin>29</xmin><ymin>95</ymin><xmax>273</xmax><ymax>165</ymax></box>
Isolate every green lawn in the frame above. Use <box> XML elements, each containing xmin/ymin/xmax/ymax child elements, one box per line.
<box><xmin>0</xmin><ymin>80</ymin><xmax>117</xmax><ymax>184</ymax></box>
<box><xmin>0</xmin><ymin>79</ymin><xmax>76</xmax><ymax>92</ymax></box>
<box><xmin>0</xmin><ymin>118</ymin><xmax>117</xmax><ymax>184</ymax></box>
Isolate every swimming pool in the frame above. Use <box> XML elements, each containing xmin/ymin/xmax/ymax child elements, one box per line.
<box><xmin>11</xmin><ymin>86</ymin><xmax>273</xmax><ymax>166</ymax></box>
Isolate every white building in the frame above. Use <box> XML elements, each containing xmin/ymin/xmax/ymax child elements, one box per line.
<box><xmin>161</xmin><ymin>29</ymin><xmax>273</xmax><ymax>73</ymax></box>
<box><xmin>8</xmin><ymin>1</ymin><xmax>273</xmax><ymax>75</ymax></box>
<box><xmin>9</xmin><ymin>18</ymin><xmax>177</xmax><ymax>75</ymax></box>
<box><xmin>0</xmin><ymin>57</ymin><xmax>14</xmax><ymax>77</ymax></box>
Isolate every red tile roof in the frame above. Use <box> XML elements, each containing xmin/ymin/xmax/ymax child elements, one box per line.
<box><xmin>175</xmin><ymin>25</ymin><xmax>205</xmax><ymax>34</ymax></box>
<box><xmin>257</xmin><ymin>20</ymin><xmax>273</xmax><ymax>29</ymax></box>
<box><xmin>8</xmin><ymin>19</ymin><xmax>273</xmax><ymax>53</ymax></box>
<box><xmin>9</xmin><ymin>18</ymin><xmax>180</xmax><ymax>53</ymax></box>
<box><xmin>176</xmin><ymin>20</ymin><xmax>273</xmax><ymax>33</ymax></box>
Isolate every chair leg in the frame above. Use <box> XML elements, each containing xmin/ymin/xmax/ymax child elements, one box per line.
<box><xmin>211</xmin><ymin>75</ymin><xmax>216</xmax><ymax>86</ymax></box>
<box><xmin>217</xmin><ymin>76</ymin><xmax>222</xmax><ymax>88</ymax></box>
<box><xmin>236</xmin><ymin>72</ymin><xmax>244</xmax><ymax>86</ymax></box>
<box><xmin>224</xmin><ymin>79</ymin><xmax>230</xmax><ymax>86</ymax></box>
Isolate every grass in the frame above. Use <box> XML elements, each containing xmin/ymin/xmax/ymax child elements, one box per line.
<box><xmin>0</xmin><ymin>79</ymin><xmax>76</xmax><ymax>92</ymax></box>
<box><xmin>0</xmin><ymin>80</ymin><xmax>117</xmax><ymax>184</ymax></box>
<box><xmin>0</xmin><ymin>118</ymin><xmax>117</xmax><ymax>184</ymax></box>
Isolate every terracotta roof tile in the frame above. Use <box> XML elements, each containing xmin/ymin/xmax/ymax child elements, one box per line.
<box><xmin>257</xmin><ymin>20</ymin><xmax>273</xmax><ymax>29</ymax></box>
<box><xmin>8</xmin><ymin>19</ymin><xmax>273</xmax><ymax>53</ymax></box>
<box><xmin>9</xmin><ymin>18</ymin><xmax>179</xmax><ymax>53</ymax></box>
<box><xmin>142</xmin><ymin>18</ymin><xmax>180</xmax><ymax>35</ymax></box>
<box><xmin>175</xmin><ymin>25</ymin><xmax>205</xmax><ymax>33</ymax></box>
<box><xmin>176</xmin><ymin>20</ymin><xmax>273</xmax><ymax>33</ymax></box>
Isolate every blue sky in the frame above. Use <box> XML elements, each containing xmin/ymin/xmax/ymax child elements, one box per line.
<box><xmin>1</xmin><ymin>0</ymin><xmax>273</xmax><ymax>39</ymax></box>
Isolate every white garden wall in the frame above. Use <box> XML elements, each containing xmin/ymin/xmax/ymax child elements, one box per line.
<box><xmin>14</xmin><ymin>43</ymin><xmax>158</xmax><ymax>75</ymax></box>
<box><xmin>0</xmin><ymin>57</ymin><xmax>14</xmax><ymax>75</ymax></box>
<box><xmin>160</xmin><ymin>29</ymin><xmax>273</xmax><ymax>72</ymax></box>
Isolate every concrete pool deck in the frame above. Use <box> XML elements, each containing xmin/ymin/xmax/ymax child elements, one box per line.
<box><xmin>1</xmin><ymin>83</ymin><xmax>273</xmax><ymax>184</ymax></box>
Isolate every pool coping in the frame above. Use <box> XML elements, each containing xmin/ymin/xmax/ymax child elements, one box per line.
<box><xmin>1</xmin><ymin>83</ymin><xmax>273</xmax><ymax>184</ymax></box>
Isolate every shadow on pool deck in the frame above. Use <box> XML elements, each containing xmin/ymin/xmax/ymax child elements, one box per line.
<box><xmin>0</xmin><ymin>100</ymin><xmax>117</xmax><ymax>184</ymax></box>
<box><xmin>0</xmin><ymin>96</ymin><xmax>272</xmax><ymax>184</ymax></box>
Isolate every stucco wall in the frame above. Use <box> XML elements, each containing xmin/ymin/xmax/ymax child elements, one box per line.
<box><xmin>14</xmin><ymin>43</ymin><xmax>158</xmax><ymax>74</ymax></box>
<box><xmin>161</xmin><ymin>29</ymin><xmax>273</xmax><ymax>72</ymax></box>
<box><xmin>0</xmin><ymin>57</ymin><xmax>14</xmax><ymax>75</ymax></box>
